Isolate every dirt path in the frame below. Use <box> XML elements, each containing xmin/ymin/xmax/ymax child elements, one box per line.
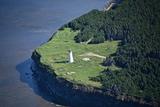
<box><xmin>79</xmin><ymin>52</ymin><xmax>106</xmax><ymax>59</ymax></box>
<box><xmin>104</xmin><ymin>3</ymin><xmax>116</xmax><ymax>11</ymax></box>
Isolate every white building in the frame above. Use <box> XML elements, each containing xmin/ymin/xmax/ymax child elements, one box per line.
<box><xmin>68</xmin><ymin>50</ymin><xmax>74</xmax><ymax>63</ymax></box>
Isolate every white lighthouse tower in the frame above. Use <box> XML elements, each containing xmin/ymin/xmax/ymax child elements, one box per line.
<box><xmin>68</xmin><ymin>49</ymin><xmax>74</xmax><ymax>63</ymax></box>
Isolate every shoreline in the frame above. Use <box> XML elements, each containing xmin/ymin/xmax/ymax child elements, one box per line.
<box><xmin>30</xmin><ymin>0</ymin><xmax>159</xmax><ymax>106</ymax></box>
<box><xmin>31</xmin><ymin>50</ymin><xmax>154</xmax><ymax>107</ymax></box>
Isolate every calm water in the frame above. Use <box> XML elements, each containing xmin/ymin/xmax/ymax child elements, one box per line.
<box><xmin>0</xmin><ymin>0</ymin><xmax>106</xmax><ymax>107</ymax></box>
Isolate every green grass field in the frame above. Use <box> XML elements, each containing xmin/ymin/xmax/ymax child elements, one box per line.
<box><xmin>36</xmin><ymin>28</ymin><xmax>120</xmax><ymax>87</ymax></box>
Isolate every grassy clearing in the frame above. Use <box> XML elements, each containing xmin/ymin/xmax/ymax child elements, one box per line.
<box><xmin>36</xmin><ymin>28</ymin><xmax>120</xmax><ymax>87</ymax></box>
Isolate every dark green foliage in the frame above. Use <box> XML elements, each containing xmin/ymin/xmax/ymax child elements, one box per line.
<box><xmin>103</xmin><ymin>56</ymin><xmax>114</xmax><ymax>66</ymax></box>
<box><xmin>104</xmin><ymin>0</ymin><xmax>160</xmax><ymax>99</ymax></box>
<box><xmin>65</xmin><ymin>9</ymin><xmax>106</xmax><ymax>43</ymax></box>
<box><xmin>74</xmin><ymin>27</ymin><xmax>94</xmax><ymax>42</ymax></box>
<box><xmin>90</xmin><ymin>34</ymin><xmax>105</xmax><ymax>44</ymax></box>
<box><xmin>65</xmin><ymin>0</ymin><xmax>160</xmax><ymax>100</ymax></box>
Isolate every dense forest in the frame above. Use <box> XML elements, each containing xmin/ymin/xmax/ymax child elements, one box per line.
<box><xmin>62</xmin><ymin>0</ymin><xmax>160</xmax><ymax>102</ymax></box>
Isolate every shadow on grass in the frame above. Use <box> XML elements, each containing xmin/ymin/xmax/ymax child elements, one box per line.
<box><xmin>54</xmin><ymin>60</ymin><xmax>68</xmax><ymax>63</ymax></box>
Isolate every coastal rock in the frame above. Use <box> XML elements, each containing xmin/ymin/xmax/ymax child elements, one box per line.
<box><xmin>31</xmin><ymin>51</ymin><xmax>151</xmax><ymax>107</ymax></box>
